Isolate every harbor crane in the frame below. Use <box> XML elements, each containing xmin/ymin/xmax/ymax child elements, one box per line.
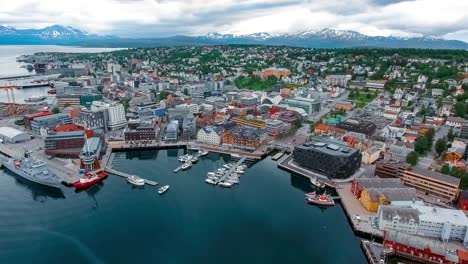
<box><xmin>0</xmin><ymin>85</ymin><xmax>17</xmax><ymax>116</ymax></box>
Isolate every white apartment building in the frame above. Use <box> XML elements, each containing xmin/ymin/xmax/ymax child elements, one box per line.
<box><xmin>91</xmin><ymin>101</ymin><xmax>127</xmax><ymax>130</ymax></box>
<box><xmin>197</xmin><ymin>127</ymin><xmax>223</xmax><ymax>145</ymax></box>
<box><xmin>376</xmin><ymin>205</ymin><xmax>468</xmax><ymax>246</ymax></box>
<box><xmin>176</xmin><ymin>103</ymin><xmax>199</xmax><ymax>115</ymax></box>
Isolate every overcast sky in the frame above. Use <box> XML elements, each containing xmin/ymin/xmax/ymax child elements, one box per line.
<box><xmin>1</xmin><ymin>0</ymin><xmax>467</xmax><ymax>41</ymax></box>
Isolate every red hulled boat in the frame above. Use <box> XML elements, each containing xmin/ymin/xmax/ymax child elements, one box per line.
<box><xmin>307</xmin><ymin>192</ymin><xmax>335</xmax><ymax>206</ymax></box>
<box><xmin>47</xmin><ymin>89</ymin><xmax>56</xmax><ymax>94</ymax></box>
<box><xmin>74</xmin><ymin>171</ymin><xmax>108</xmax><ymax>189</ymax></box>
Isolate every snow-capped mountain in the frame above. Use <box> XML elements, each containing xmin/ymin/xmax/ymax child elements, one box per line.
<box><xmin>0</xmin><ymin>25</ymin><xmax>115</xmax><ymax>44</ymax></box>
<box><xmin>196</xmin><ymin>29</ymin><xmax>468</xmax><ymax>49</ymax></box>
<box><xmin>0</xmin><ymin>25</ymin><xmax>467</xmax><ymax>49</ymax></box>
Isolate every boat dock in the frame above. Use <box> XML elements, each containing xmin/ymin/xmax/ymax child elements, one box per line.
<box><xmin>173</xmin><ymin>153</ymin><xmax>202</xmax><ymax>173</ymax></box>
<box><xmin>215</xmin><ymin>156</ymin><xmax>246</xmax><ymax>184</ymax></box>
<box><xmin>105</xmin><ymin>168</ymin><xmax>158</xmax><ymax>186</ymax></box>
<box><xmin>271</xmin><ymin>151</ymin><xmax>285</xmax><ymax>161</ymax></box>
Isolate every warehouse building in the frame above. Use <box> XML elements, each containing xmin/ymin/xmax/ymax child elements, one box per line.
<box><xmin>0</xmin><ymin>127</ymin><xmax>31</xmax><ymax>143</ymax></box>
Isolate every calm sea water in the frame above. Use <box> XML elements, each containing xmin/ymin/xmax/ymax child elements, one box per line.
<box><xmin>0</xmin><ymin>150</ymin><xmax>366</xmax><ymax>264</ymax></box>
<box><xmin>0</xmin><ymin>45</ymin><xmax>120</xmax><ymax>103</ymax></box>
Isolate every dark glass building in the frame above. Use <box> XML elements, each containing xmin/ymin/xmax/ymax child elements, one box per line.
<box><xmin>293</xmin><ymin>140</ymin><xmax>362</xmax><ymax>179</ymax></box>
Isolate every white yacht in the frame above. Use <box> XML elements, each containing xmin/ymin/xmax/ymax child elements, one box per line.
<box><xmin>158</xmin><ymin>185</ymin><xmax>169</xmax><ymax>194</ymax></box>
<box><xmin>199</xmin><ymin>150</ymin><xmax>209</xmax><ymax>156</ymax></box>
<box><xmin>127</xmin><ymin>175</ymin><xmax>145</xmax><ymax>186</ymax></box>
<box><xmin>219</xmin><ymin>181</ymin><xmax>233</xmax><ymax>188</ymax></box>
<box><xmin>205</xmin><ymin>178</ymin><xmax>217</xmax><ymax>185</ymax></box>
<box><xmin>222</xmin><ymin>164</ymin><xmax>232</xmax><ymax>169</ymax></box>
<box><xmin>231</xmin><ymin>153</ymin><xmax>241</xmax><ymax>158</ymax></box>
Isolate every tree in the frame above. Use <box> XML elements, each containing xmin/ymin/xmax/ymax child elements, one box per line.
<box><xmin>183</xmin><ymin>88</ymin><xmax>189</xmax><ymax>96</ymax></box>
<box><xmin>406</xmin><ymin>151</ymin><xmax>419</xmax><ymax>166</ymax></box>
<box><xmin>454</xmin><ymin>102</ymin><xmax>467</xmax><ymax>118</ymax></box>
<box><xmin>447</xmin><ymin>128</ymin><xmax>455</xmax><ymax>142</ymax></box>
<box><xmin>159</xmin><ymin>91</ymin><xmax>169</xmax><ymax>101</ymax></box>
<box><xmin>440</xmin><ymin>163</ymin><xmax>451</xmax><ymax>175</ymax></box>
<box><xmin>415</xmin><ymin>136</ymin><xmax>429</xmax><ymax>154</ymax></box>
<box><xmin>434</xmin><ymin>138</ymin><xmax>447</xmax><ymax>157</ymax></box>
<box><xmin>52</xmin><ymin>107</ymin><xmax>61</xmax><ymax>114</ymax></box>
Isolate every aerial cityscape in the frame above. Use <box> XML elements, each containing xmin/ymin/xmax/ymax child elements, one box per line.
<box><xmin>1</xmin><ymin>1</ymin><xmax>468</xmax><ymax>263</ymax></box>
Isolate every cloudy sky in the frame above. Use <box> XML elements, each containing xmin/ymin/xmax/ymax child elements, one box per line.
<box><xmin>1</xmin><ymin>0</ymin><xmax>468</xmax><ymax>41</ymax></box>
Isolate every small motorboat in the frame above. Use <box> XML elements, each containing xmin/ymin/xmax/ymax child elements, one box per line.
<box><xmin>222</xmin><ymin>164</ymin><xmax>232</xmax><ymax>169</ymax></box>
<box><xmin>127</xmin><ymin>175</ymin><xmax>145</xmax><ymax>186</ymax></box>
<box><xmin>205</xmin><ymin>178</ymin><xmax>217</xmax><ymax>185</ymax></box>
<box><xmin>199</xmin><ymin>150</ymin><xmax>209</xmax><ymax>156</ymax></box>
<box><xmin>191</xmin><ymin>157</ymin><xmax>200</xmax><ymax>163</ymax></box>
<box><xmin>158</xmin><ymin>185</ymin><xmax>170</xmax><ymax>194</ymax></box>
<box><xmin>310</xmin><ymin>177</ymin><xmax>325</xmax><ymax>188</ymax></box>
<box><xmin>231</xmin><ymin>153</ymin><xmax>241</xmax><ymax>158</ymax></box>
<box><xmin>219</xmin><ymin>181</ymin><xmax>233</xmax><ymax>188</ymax></box>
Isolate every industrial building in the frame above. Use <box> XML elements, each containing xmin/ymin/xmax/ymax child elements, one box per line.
<box><xmin>44</xmin><ymin>131</ymin><xmax>85</xmax><ymax>158</ymax></box>
<box><xmin>0</xmin><ymin>127</ymin><xmax>31</xmax><ymax>143</ymax></box>
<box><xmin>293</xmin><ymin>140</ymin><xmax>362</xmax><ymax>179</ymax></box>
<box><xmin>30</xmin><ymin>113</ymin><xmax>73</xmax><ymax>134</ymax></box>
<box><xmin>374</xmin><ymin>161</ymin><xmax>461</xmax><ymax>202</ymax></box>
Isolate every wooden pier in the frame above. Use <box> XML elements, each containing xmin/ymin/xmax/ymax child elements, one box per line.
<box><xmin>216</xmin><ymin>157</ymin><xmax>247</xmax><ymax>184</ymax></box>
<box><xmin>105</xmin><ymin>168</ymin><xmax>159</xmax><ymax>186</ymax></box>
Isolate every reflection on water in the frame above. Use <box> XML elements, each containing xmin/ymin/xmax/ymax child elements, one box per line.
<box><xmin>124</xmin><ymin>149</ymin><xmax>159</xmax><ymax>160</ymax></box>
<box><xmin>1</xmin><ymin>169</ymin><xmax>65</xmax><ymax>201</ymax></box>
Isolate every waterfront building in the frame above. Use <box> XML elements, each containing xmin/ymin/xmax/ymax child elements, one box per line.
<box><xmin>359</xmin><ymin>187</ymin><xmax>416</xmax><ymax>212</ymax></box>
<box><xmin>165</xmin><ymin>121</ymin><xmax>179</xmax><ymax>141</ymax></box>
<box><xmin>197</xmin><ymin>126</ymin><xmax>224</xmax><ymax>145</ymax></box>
<box><xmin>91</xmin><ymin>101</ymin><xmax>127</xmax><ymax>130</ymax></box>
<box><xmin>374</xmin><ymin>161</ymin><xmax>461</xmax><ymax>202</ymax></box>
<box><xmin>351</xmin><ymin>178</ymin><xmax>404</xmax><ymax>198</ymax></box>
<box><xmin>23</xmin><ymin>110</ymin><xmax>53</xmax><ymax>130</ymax></box>
<box><xmin>124</xmin><ymin>119</ymin><xmax>158</xmax><ymax>142</ymax></box>
<box><xmin>293</xmin><ymin>140</ymin><xmax>362</xmax><ymax>179</ymax></box>
<box><xmin>377</xmin><ymin>205</ymin><xmax>468</xmax><ymax>246</ymax></box>
<box><xmin>30</xmin><ymin>113</ymin><xmax>73</xmax><ymax>134</ymax></box>
<box><xmin>383</xmin><ymin>230</ymin><xmax>465</xmax><ymax>263</ymax></box>
<box><xmin>79</xmin><ymin>137</ymin><xmax>103</xmax><ymax>171</ymax></box>
<box><xmin>73</xmin><ymin>108</ymin><xmax>109</xmax><ymax>132</ymax></box>
<box><xmin>0</xmin><ymin>127</ymin><xmax>31</xmax><ymax>143</ymax></box>
<box><xmin>181</xmin><ymin>117</ymin><xmax>197</xmax><ymax>140</ymax></box>
<box><xmin>224</xmin><ymin>126</ymin><xmax>267</xmax><ymax>150</ymax></box>
<box><xmin>44</xmin><ymin>131</ymin><xmax>85</xmax><ymax>158</ymax></box>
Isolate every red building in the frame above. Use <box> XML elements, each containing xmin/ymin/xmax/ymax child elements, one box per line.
<box><xmin>23</xmin><ymin>110</ymin><xmax>53</xmax><ymax>130</ymax></box>
<box><xmin>383</xmin><ymin>230</ymin><xmax>468</xmax><ymax>264</ymax></box>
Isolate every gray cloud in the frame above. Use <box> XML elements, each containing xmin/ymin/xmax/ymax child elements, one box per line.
<box><xmin>0</xmin><ymin>0</ymin><xmax>467</xmax><ymax>41</ymax></box>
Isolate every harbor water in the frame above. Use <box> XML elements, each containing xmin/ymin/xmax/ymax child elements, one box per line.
<box><xmin>0</xmin><ymin>150</ymin><xmax>365</xmax><ymax>264</ymax></box>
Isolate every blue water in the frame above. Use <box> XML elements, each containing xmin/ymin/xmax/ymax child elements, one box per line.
<box><xmin>0</xmin><ymin>150</ymin><xmax>366</xmax><ymax>264</ymax></box>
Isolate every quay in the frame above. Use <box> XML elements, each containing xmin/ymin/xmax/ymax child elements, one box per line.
<box><xmin>105</xmin><ymin>168</ymin><xmax>158</xmax><ymax>186</ymax></box>
<box><xmin>173</xmin><ymin>152</ymin><xmax>202</xmax><ymax>173</ymax></box>
<box><xmin>215</xmin><ymin>156</ymin><xmax>246</xmax><ymax>184</ymax></box>
<box><xmin>336</xmin><ymin>182</ymin><xmax>383</xmax><ymax>240</ymax></box>
<box><xmin>109</xmin><ymin>141</ymin><xmax>187</xmax><ymax>151</ymax></box>
<box><xmin>361</xmin><ymin>240</ymin><xmax>386</xmax><ymax>264</ymax></box>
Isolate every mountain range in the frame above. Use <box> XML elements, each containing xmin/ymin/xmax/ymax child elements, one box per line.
<box><xmin>1</xmin><ymin>25</ymin><xmax>467</xmax><ymax>49</ymax></box>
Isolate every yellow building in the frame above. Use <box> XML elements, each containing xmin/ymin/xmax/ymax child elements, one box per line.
<box><xmin>359</xmin><ymin>188</ymin><xmax>417</xmax><ymax>212</ymax></box>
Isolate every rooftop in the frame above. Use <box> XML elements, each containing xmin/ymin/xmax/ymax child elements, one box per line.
<box><xmin>0</xmin><ymin>126</ymin><xmax>27</xmax><ymax>138</ymax></box>
<box><xmin>407</xmin><ymin>167</ymin><xmax>461</xmax><ymax>186</ymax></box>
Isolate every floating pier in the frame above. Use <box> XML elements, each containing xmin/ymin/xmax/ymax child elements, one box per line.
<box><xmin>173</xmin><ymin>153</ymin><xmax>202</xmax><ymax>173</ymax></box>
<box><xmin>215</xmin><ymin>156</ymin><xmax>246</xmax><ymax>184</ymax></box>
<box><xmin>271</xmin><ymin>151</ymin><xmax>285</xmax><ymax>161</ymax></box>
<box><xmin>105</xmin><ymin>168</ymin><xmax>158</xmax><ymax>186</ymax></box>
